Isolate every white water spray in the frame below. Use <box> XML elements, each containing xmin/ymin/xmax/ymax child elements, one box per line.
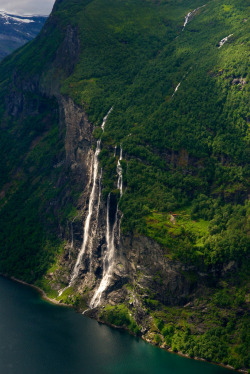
<box><xmin>59</xmin><ymin>109</ymin><xmax>112</xmax><ymax>296</ymax></box>
<box><xmin>182</xmin><ymin>4</ymin><xmax>206</xmax><ymax>31</ymax></box>
<box><xmin>90</xmin><ymin>147</ymin><xmax>124</xmax><ymax>308</ymax></box>
<box><xmin>218</xmin><ymin>34</ymin><xmax>233</xmax><ymax>48</ymax></box>
<box><xmin>69</xmin><ymin>140</ymin><xmax>101</xmax><ymax>286</ymax></box>
<box><xmin>117</xmin><ymin>147</ymin><xmax>123</xmax><ymax>196</ymax></box>
<box><xmin>116</xmin><ymin>147</ymin><xmax>123</xmax><ymax>243</ymax></box>
<box><xmin>101</xmin><ymin>107</ymin><xmax>113</xmax><ymax>131</ymax></box>
<box><xmin>89</xmin><ymin>168</ymin><xmax>103</xmax><ymax>272</ymax></box>
<box><xmin>90</xmin><ymin>194</ymin><xmax>116</xmax><ymax>308</ymax></box>
<box><xmin>172</xmin><ymin>82</ymin><xmax>181</xmax><ymax>97</ymax></box>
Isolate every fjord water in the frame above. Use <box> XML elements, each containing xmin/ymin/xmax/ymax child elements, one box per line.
<box><xmin>0</xmin><ymin>276</ymin><xmax>233</xmax><ymax>374</ymax></box>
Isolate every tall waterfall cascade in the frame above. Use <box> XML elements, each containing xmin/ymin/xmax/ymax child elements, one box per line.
<box><xmin>90</xmin><ymin>194</ymin><xmax>116</xmax><ymax>308</ymax></box>
<box><xmin>116</xmin><ymin>147</ymin><xmax>123</xmax><ymax>243</ymax></box>
<box><xmin>58</xmin><ymin>109</ymin><xmax>113</xmax><ymax>296</ymax></box>
<box><xmin>90</xmin><ymin>146</ymin><xmax>124</xmax><ymax>308</ymax></box>
<box><xmin>69</xmin><ymin>140</ymin><xmax>102</xmax><ymax>286</ymax></box>
<box><xmin>182</xmin><ymin>4</ymin><xmax>206</xmax><ymax>31</ymax></box>
<box><xmin>218</xmin><ymin>34</ymin><xmax>233</xmax><ymax>48</ymax></box>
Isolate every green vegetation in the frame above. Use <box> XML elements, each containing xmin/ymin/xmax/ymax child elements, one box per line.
<box><xmin>149</xmin><ymin>280</ymin><xmax>250</xmax><ymax>370</ymax></box>
<box><xmin>100</xmin><ymin>304</ymin><xmax>141</xmax><ymax>335</ymax></box>
<box><xmin>144</xmin><ymin>200</ymin><xmax>249</xmax><ymax>267</ymax></box>
<box><xmin>0</xmin><ymin>0</ymin><xmax>249</xmax><ymax>369</ymax></box>
<box><xmin>0</xmin><ymin>0</ymin><xmax>248</xmax><ymax>279</ymax></box>
<box><xmin>52</xmin><ymin>0</ymin><xmax>250</xmax><ymax>269</ymax></box>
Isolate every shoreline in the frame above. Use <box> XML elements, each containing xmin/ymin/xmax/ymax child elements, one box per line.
<box><xmin>95</xmin><ymin>317</ymin><xmax>244</xmax><ymax>374</ymax></box>
<box><xmin>1</xmin><ymin>274</ymin><xmax>72</xmax><ymax>309</ymax></box>
<box><xmin>1</xmin><ymin>274</ymin><xmax>247</xmax><ymax>374</ymax></box>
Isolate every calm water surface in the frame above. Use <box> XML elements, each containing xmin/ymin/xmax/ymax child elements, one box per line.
<box><xmin>0</xmin><ymin>276</ymin><xmax>234</xmax><ymax>374</ymax></box>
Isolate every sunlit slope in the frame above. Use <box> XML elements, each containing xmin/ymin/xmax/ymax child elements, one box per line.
<box><xmin>0</xmin><ymin>0</ymin><xmax>249</xmax><ymax>279</ymax></box>
<box><xmin>59</xmin><ymin>0</ymin><xmax>249</xmax><ymax>266</ymax></box>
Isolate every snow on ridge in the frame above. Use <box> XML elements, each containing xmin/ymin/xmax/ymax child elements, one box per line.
<box><xmin>9</xmin><ymin>17</ymin><xmax>34</xmax><ymax>24</ymax></box>
<box><xmin>0</xmin><ymin>10</ymin><xmax>47</xmax><ymax>17</ymax></box>
<box><xmin>0</xmin><ymin>11</ymin><xmax>35</xmax><ymax>24</ymax></box>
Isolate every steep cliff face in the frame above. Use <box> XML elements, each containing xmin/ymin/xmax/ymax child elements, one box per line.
<box><xmin>0</xmin><ymin>0</ymin><xmax>249</xmax><ymax>371</ymax></box>
<box><xmin>30</xmin><ymin>92</ymin><xmax>199</xmax><ymax>314</ymax></box>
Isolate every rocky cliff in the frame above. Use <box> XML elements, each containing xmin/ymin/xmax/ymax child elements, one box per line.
<box><xmin>0</xmin><ymin>0</ymin><xmax>249</xmax><ymax>371</ymax></box>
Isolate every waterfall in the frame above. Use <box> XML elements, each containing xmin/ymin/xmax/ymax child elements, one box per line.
<box><xmin>90</xmin><ymin>194</ymin><xmax>116</xmax><ymax>308</ymax></box>
<box><xmin>89</xmin><ymin>168</ymin><xmax>103</xmax><ymax>272</ymax></box>
<box><xmin>96</xmin><ymin>169</ymin><xmax>103</xmax><ymax>228</ymax></box>
<box><xmin>172</xmin><ymin>82</ymin><xmax>181</xmax><ymax>97</ymax></box>
<box><xmin>218</xmin><ymin>34</ymin><xmax>233</xmax><ymax>48</ymax></box>
<box><xmin>183</xmin><ymin>11</ymin><xmax>193</xmax><ymax>30</ymax></box>
<box><xmin>58</xmin><ymin>109</ymin><xmax>112</xmax><ymax>296</ymax></box>
<box><xmin>116</xmin><ymin>147</ymin><xmax>123</xmax><ymax>243</ymax></box>
<box><xmin>69</xmin><ymin>140</ymin><xmax>101</xmax><ymax>286</ymax></box>
<box><xmin>90</xmin><ymin>146</ymin><xmax>124</xmax><ymax>308</ymax></box>
<box><xmin>69</xmin><ymin>216</ymin><xmax>78</xmax><ymax>260</ymax></box>
<box><xmin>182</xmin><ymin>4</ymin><xmax>206</xmax><ymax>31</ymax></box>
<box><xmin>117</xmin><ymin>147</ymin><xmax>123</xmax><ymax>196</ymax></box>
<box><xmin>101</xmin><ymin>107</ymin><xmax>113</xmax><ymax>131</ymax></box>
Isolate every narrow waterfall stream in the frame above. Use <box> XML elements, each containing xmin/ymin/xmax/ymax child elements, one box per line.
<box><xmin>101</xmin><ymin>107</ymin><xmax>113</xmax><ymax>131</ymax></box>
<box><xmin>182</xmin><ymin>4</ymin><xmax>206</xmax><ymax>31</ymax></box>
<box><xmin>116</xmin><ymin>147</ymin><xmax>123</xmax><ymax>243</ymax></box>
<box><xmin>90</xmin><ymin>146</ymin><xmax>123</xmax><ymax>308</ymax></box>
<box><xmin>69</xmin><ymin>140</ymin><xmax>101</xmax><ymax>286</ymax></box>
<box><xmin>172</xmin><ymin>82</ymin><xmax>181</xmax><ymax>97</ymax></box>
<box><xmin>218</xmin><ymin>34</ymin><xmax>233</xmax><ymax>48</ymax></box>
<box><xmin>117</xmin><ymin>147</ymin><xmax>123</xmax><ymax>197</ymax></box>
<box><xmin>59</xmin><ymin>109</ymin><xmax>112</xmax><ymax>296</ymax></box>
<box><xmin>90</xmin><ymin>194</ymin><xmax>115</xmax><ymax>308</ymax></box>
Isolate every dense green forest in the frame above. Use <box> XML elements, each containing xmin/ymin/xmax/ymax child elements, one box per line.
<box><xmin>0</xmin><ymin>0</ymin><xmax>249</xmax><ymax>370</ymax></box>
<box><xmin>59</xmin><ymin>0</ymin><xmax>249</xmax><ymax>268</ymax></box>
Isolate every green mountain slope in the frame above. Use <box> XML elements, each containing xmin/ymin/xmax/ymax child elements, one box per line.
<box><xmin>58</xmin><ymin>0</ymin><xmax>250</xmax><ymax>271</ymax></box>
<box><xmin>0</xmin><ymin>0</ymin><xmax>249</xmax><ymax>370</ymax></box>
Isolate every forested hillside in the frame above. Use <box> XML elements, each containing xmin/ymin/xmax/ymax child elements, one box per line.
<box><xmin>0</xmin><ymin>0</ymin><xmax>249</xmax><ymax>371</ymax></box>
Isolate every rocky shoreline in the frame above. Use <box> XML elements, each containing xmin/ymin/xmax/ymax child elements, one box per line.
<box><xmin>93</xmin><ymin>316</ymin><xmax>244</xmax><ymax>374</ymax></box>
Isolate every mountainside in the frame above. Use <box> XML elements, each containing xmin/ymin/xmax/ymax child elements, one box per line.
<box><xmin>0</xmin><ymin>11</ymin><xmax>47</xmax><ymax>60</ymax></box>
<box><xmin>0</xmin><ymin>0</ymin><xmax>249</xmax><ymax>371</ymax></box>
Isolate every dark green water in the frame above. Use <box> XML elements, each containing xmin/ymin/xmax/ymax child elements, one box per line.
<box><xmin>0</xmin><ymin>276</ymin><xmax>234</xmax><ymax>374</ymax></box>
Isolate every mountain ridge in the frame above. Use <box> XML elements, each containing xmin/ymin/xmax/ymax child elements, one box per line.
<box><xmin>0</xmin><ymin>11</ymin><xmax>47</xmax><ymax>60</ymax></box>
